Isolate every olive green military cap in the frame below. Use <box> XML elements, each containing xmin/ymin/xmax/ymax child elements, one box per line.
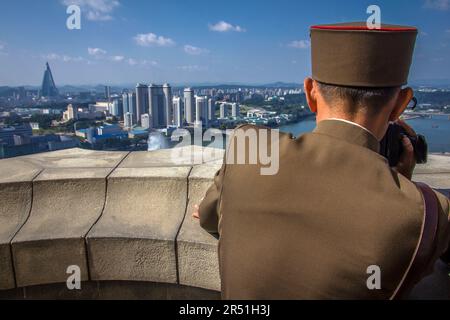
<box><xmin>310</xmin><ymin>22</ymin><xmax>418</xmax><ymax>87</ymax></box>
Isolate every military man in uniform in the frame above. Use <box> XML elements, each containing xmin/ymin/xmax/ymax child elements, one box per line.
<box><xmin>193</xmin><ymin>22</ymin><xmax>450</xmax><ymax>299</ymax></box>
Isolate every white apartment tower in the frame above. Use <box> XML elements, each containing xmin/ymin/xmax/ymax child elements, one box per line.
<box><xmin>163</xmin><ymin>84</ymin><xmax>173</xmax><ymax>127</ymax></box>
<box><xmin>172</xmin><ymin>97</ymin><xmax>184</xmax><ymax>128</ymax></box>
<box><xmin>232</xmin><ymin>103</ymin><xmax>240</xmax><ymax>118</ymax></box>
<box><xmin>195</xmin><ymin>96</ymin><xmax>208</xmax><ymax>127</ymax></box>
<box><xmin>136</xmin><ymin>83</ymin><xmax>149</xmax><ymax>125</ymax></box>
<box><xmin>183</xmin><ymin>88</ymin><xmax>195</xmax><ymax>124</ymax></box>
<box><xmin>208</xmin><ymin>98</ymin><xmax>216</xmax><ymax>121</ymax></box>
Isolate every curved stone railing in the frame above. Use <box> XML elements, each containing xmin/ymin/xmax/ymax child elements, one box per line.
<box><xmin>0</xmin><ymin>147</ymin><xmax>448</xmax><ymax>299</ymax></box>
<box><xmin>0</xmin><ymin>147</ymin><xmax>223</xmax><ymax>299</ymax></box>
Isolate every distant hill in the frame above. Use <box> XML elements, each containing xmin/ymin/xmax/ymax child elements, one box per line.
<box><xmin>410</xmin><ymin>79</ymin><xmax>450</xmax><ymax>88</ymax></box>
<box><xmin>262</xmin><ymin>82</ymin><xmax>302</xmax><ymax>88</ymax></box>
<box><xmin>188</xmin><ymin>82</ymin><xmax>302</xmax><ymax>90</ymax></box>
<box><xmin>58</xmin><ymin>85</ymin><xmax>125</xmax><ymax>94</ymax></box>
<box><xmin>2</xmin><ymin>80</ymin><xmax>450</xmax><ymax>94</ymax></box>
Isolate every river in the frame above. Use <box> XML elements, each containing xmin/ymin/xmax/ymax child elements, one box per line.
<box><xmin>279</xmin><ymin>115</ymin><xmax>450</xmax><ymax>153</ymax></box>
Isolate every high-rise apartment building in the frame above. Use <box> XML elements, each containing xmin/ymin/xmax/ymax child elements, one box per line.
<box><xmin>122</xmin><ymin>93</ymin><xmax>129</xmax><ymax>115</ymax></box>
<box><xmin>172</xmin><ymin>97</ymin><xmax>184</xmax><ymax>128</ymax></box>
<box><xmin>124</xmin><ymin>112</ymin><xmax>133</xmax><ymax>129</ymax></box>
<box><xmin>136</xmin><ymin>83</ymin><xmax>149</xmax><ymax>125</ymax></box>
<box><xmin>195</xmin><ymin>96</ymin><xmax>208</xmax><ymax>127</ymax></box>
<box><xmin>147</xmin><ymin>83</ymin><xmax>173</xmax><ymax>128</ymax></box>
<box><xmin>128</xmin><ymin>92</ymin><xmax>137</xmax><ymax>125</ymax></box>
<box><xmin>163</xmin><ymin>84</ymin><xmax>173</xmax><ymax>127</ymax></box>
<box><xmin>141</xmin><ymin>114</ymin><xmax>150</xmax><ymax>129</ymax></box>
<box><xmin>63</xmin><ymin>104</ymin><xmax>78</xmax><ymax>121</ymax></box>
<box><xmin>105</xmin><ymin>86</ymin><xmax>111</xmax><ymax>102</ymax></box>
<box><xmin>208</xmin><ymin>98</ymin><xmax>216</xmax><ymax>121</ymax></box>
<box><xmin>149</xmin><ymin>84</ymin><xmax>164</xmax><ymax>128</ymax></box>
<box><xmin>110</xmin><ymin>99</ymin><xmax>123</xmax><ymax>118</ymax></box>
<box><xmin>232</xmin><ymin>103</ymin><xmax>240</xmax><ymax>118</ymax></box>
<box><xmin>220</xmin><ymin>103</ymin><xmax>228</xmax><ymax>118</ymax></box>
<box><xmin>183</xmin><ymin>88</ymin><xmax>195</xmax><ymax>124</ymax></box>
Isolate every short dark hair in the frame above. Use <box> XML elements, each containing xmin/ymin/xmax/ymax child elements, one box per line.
<box><xmin>316</xmin><ymin>81</ymin><xmax>400</xmax><ymax>115</ymax></box>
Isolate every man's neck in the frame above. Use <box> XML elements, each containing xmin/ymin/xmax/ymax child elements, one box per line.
<box><xmin>326</xmin><ymin>118</ymin><xmax>376</xmax><ymax>136</ymax></box>
<box><xmin>317</xmin><ymin>114</ymin><xmax>386</xmax><ymax>141</ymax></box>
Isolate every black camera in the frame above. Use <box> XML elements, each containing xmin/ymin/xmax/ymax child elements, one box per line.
<box><xmin>379</xmin><ymin>123</ymin><xmax>428</xmax><ymax>167</ymax></box>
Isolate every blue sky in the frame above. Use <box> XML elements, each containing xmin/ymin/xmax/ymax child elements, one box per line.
<box><xmin>0</xmin><ymin>0</ymin><xmax>449</xmax><ymax>86</ymax></box>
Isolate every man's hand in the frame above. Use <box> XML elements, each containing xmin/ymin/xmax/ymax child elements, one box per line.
<box><xmin>192</xmin><ymin>197</ymin><xmax>204</xmax><ymax>220</ymax></box>
<box><xmin>192</xmin><ymin>204</ymin><xmax>200</xmax><ymax>219</ymax></box>
<box><xmin>394</xmin><ymin>119</ymin><xmax>417</xmax><ymax>180</ymax></box>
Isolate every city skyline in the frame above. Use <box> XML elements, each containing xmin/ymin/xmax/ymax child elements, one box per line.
<box><xmin>0</xmin><ymin>0</ymin><xmax>450</xmax><ymax>86</ymax></box>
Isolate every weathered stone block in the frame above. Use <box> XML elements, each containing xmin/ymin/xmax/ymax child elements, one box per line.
<box><xmin>0</xmin><ymin>159</ymin><xmax>39</xmax><ymax>290</ymax></box>
<box><xmin>177</xmin><ymin>164</ymin><xmax>221</xmax><ymax>291</ymax></box>
<box><xmin>12</xmin><ymin>168</ymin><xmax>110</xmax><ymax>287</ymax></box>
<box><xmin>87</xmin><ymin>167</ymin><xmax>191</xmax><ymax>284</ymax></box>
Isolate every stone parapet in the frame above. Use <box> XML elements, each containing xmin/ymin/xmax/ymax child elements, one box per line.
<box><xmin>0</xmin><ymin>148</ymin><xmax>448</xmax><ymax>299</ymax></box>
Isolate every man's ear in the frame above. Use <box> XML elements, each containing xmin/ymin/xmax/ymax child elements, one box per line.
<box><xmin>389</xmin><ymin>87</ymin><xmax>413</xmax><ymax>121</ymax></box>
<box><xmin>304</xmin><ymin>77</ymin><xmax>318</xmax><ymax>114</ymax></box>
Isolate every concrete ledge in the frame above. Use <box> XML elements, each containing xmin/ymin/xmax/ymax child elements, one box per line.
<box><xmin>416</xmin><ymin>154</ymin><xmax>450</xmax><ymax>174</ymax></box>
<box><xmin>0</xmin><ymin>149</ymin><xmax>448</xmax><ymax>299</ymax></box>
<box><xmin>0</xmin><ymin>182</ymin><xmax>34</xmax><ymax>290</ymax></box>
<box><xmin>17</xmin><ymin>148</ymin><xmax>129</xmax><ymax>169</ymax></box>
<box><xmin>0</xmin><ymin>159</ymin><xmax>40</xmax><ymax>290</ymax></box>
<box><xmin>11</xmin><ymin>168</ymin><xmax>110</xmax><ymax>287</ymax></box>
<box><xmin>87</xmin><ymin>167</ymin><xmax>191</xmax><ymax>284</ymax></box>
<box><xmin>177</xmin><ymin>164</ymin><xmax>222</xmax><ymax>291</ymax></box>
<box><xmin>119</xmin><ymin>146</ymin><xmax>224</xmax><ymax>168</ymax></box>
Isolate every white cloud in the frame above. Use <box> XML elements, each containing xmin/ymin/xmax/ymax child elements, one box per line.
<box><xmin>126</xmin><ymin>58</ymin><xmax>158</xmax><ymax>67</ymax></box>
<box><xmin>110</xmin><ymin>55</ymin><xmax>125</xmax><ymax>62</ymax></box>
<box><xmin>88</xmin><ymin>47</ymin><xmax>107</xmax><ymax>57</ymax></box>
<box><xmin>209</xmin><ymin>21</ymin><xmax>246</xmax><ymax>32</ymax></box>
<box><xmin>134</xmin><ymin>33</ymin><xmax>176</xmax><ymax>47</ymax></box>
<box><xmin>178</xmin><ymin>65</ymin><xmax>207</xmax><ymax>72</ymax></box>
<box><xmin>88</xmin><ymin>48</ymin><xmax>130</xmax><ymax>63</ymax></box>
<box><xmin>108</xmin><ymin>55</ymin><xmax>158</xmax><ymax>67</ymax></box>
<box><xmin>141</xmin><ymin>59</ymin><xmax>158</xmax><ymax>66</ymax></box>
<box><xmin>43</xmin><ymin>53</ymin><xmax>85</xmax><ymax>63</ymax></box>
<box><xmin>288</xmin><ymin>40</ymin><xmax>311</xmax><ymax>49</ymax></box>
<box><xmin>184</xmin><ymin>45</ymin><xmax>209</xmax><ymax>55</ymax></box>
<box><xmin>127</xmin><ymin>58</ymin><xmax>138</xmax><ymax>66</ymax></box>
<box><xmin>61</xmin><ymin>0</ymin><xmax>120</xmax><ymax>21</ymax></box>
<box><xmin>423</xmin><ymin>0</ymin><xmax>449</xmax><ymax>10</ymax></box>
<box><xmin>44</xmin><ymin>53</ymin><xmax>61</xmax><ymax>60</ymax></box>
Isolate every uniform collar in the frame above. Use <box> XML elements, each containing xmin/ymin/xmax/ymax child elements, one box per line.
<box><xmin>313</xmin><ymin>119</ymin><xmax>380</xmax><ymax>153</ymax></box>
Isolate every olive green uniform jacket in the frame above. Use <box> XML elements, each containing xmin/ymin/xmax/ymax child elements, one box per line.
<box><xmin>199</xmin><ymin>119</ymin><xmax>450</xmax><ymax>299</ymax></box>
